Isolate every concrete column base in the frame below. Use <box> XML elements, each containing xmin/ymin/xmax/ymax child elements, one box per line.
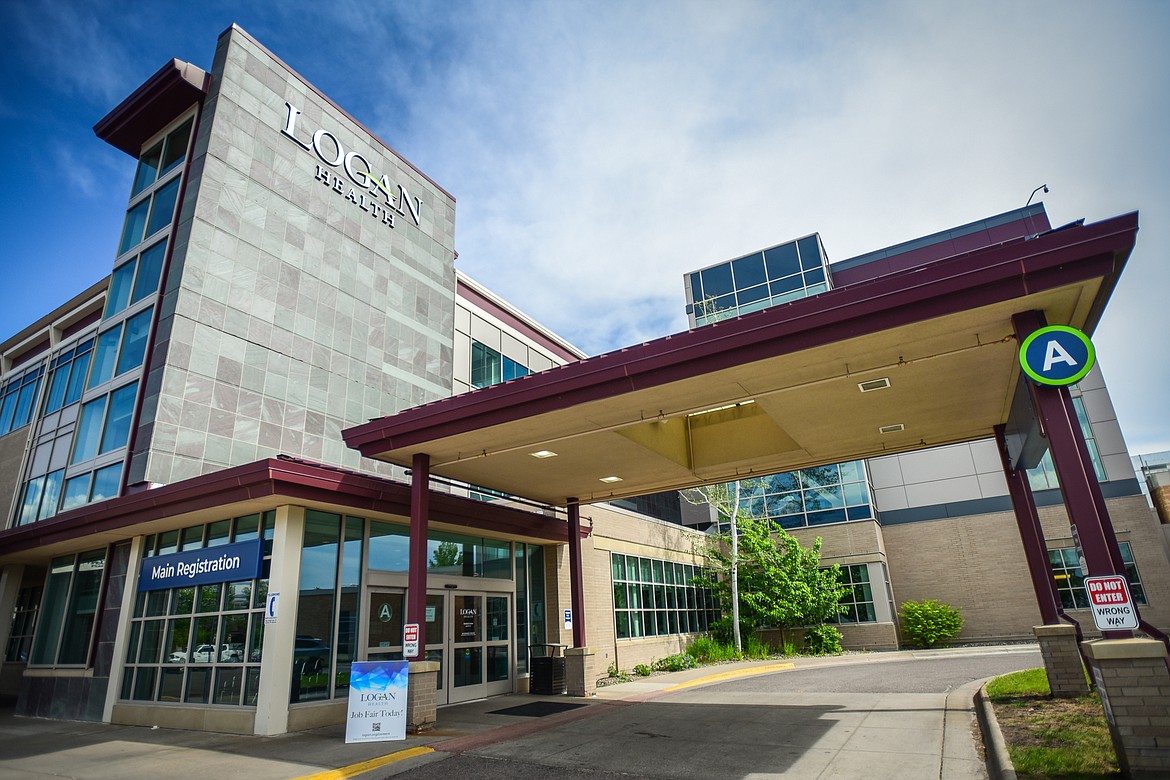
<box><xmin>565</xmin><ymin>647</ymin><xmax>597</xmax><ymax>697</ymax></box>
<box><xmin>406</xmin><ymin>661</ymin><xmax>440</xmax><ymax>733</ymax></box>
<box><xmin>1082</xmin><ymin>639</ymin><xmax>1170</xmax><ymax>779</ymax></box>
<box><xmin>1034</xmin><ymin>624</ymin><xmax>1089</xmax><ymax>697</ymax></box>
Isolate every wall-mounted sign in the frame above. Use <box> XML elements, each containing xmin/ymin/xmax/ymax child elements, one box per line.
<box><xmin>403</xmin><ymin>623</ymin><xmax>420</xmax><ymax>658</ymax></box>
<box><xmin>265</xmin><ymin>592</ymin><xmax>280</xmax><ymax>625</ymax></box>
<box><xmin>563</xmin><ymin>608</ymin><xmax>572</xmax><ymax>631</ymax></box>
<box><xmin>137</xmin><ymin>539</ymin><xmax>264</xmax><ymax>592</ymax></box>
<box><xmin>1019</xmin><ymin>325</ymin><xmax>1095</xmax><ymax>386</ymax></box>
<box><xmin>345</xmin><ymin>660</ymin><xmax>408</xmax><ymax>743</ymax></box>
<box><xmin>281</xmin><ymin>102</ymin><xmax>423</xmax><ymax>230</ymax></box>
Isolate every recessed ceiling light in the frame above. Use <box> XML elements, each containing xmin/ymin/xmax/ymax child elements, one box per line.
<box><xmin>879</xmin><ymin>423</ymin><xmax>905</xmax><ymax>434</ymax></box>
<box><xmin>599</xmin><ymin>476</ymin><xmax>623</xmax><ymax>483</ymax></box>
<box><xmin>530</xmin><ymin>450</ymin><xmax>558</xmax><ymax>459</ymax></box>
<box><xmin>858</xmin><ymin>378</ymin><xmax>891</xmax><ymax>393</ymax></box>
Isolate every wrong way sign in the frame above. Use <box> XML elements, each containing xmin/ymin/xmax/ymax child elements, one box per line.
<box><xmin>1084</xmin><ymin>575</ymin><xmax>1138</xmax><ymax>630</ymax></box>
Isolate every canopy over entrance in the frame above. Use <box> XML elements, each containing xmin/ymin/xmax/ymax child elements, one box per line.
<box><xmin>345</xmin><ymin>213</ymin><xmax>1137</xmax><ymax>507</ymax></box>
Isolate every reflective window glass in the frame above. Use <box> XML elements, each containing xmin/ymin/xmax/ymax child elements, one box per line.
<box><xmin>88</xmin><ymin>324</ymin><xmax>123</xmax><ymax>389</ymax></box>
<box><xmin>118</xmin><ymin>200</ymin><xmax>150</xmax><ymax>256</ymax></box>
<box><xmin>60</xmin><ymin>474</ymin><xmax>92</xmax><ymax>512</ymax></box>
<box><xmin>731</xmin><ymin>253</ymin><xmax>766</xmax><ymax>289</ymax></box>
<box><xmin>115</xmin><ymin>308</ymin><xmax>153</xmax><ymax>376</ymax></box>
<box><xmin>764</xmin><ymin>242</ymin><xmax>801</xmax><ymax>280</ymax></box>
<box><xmin>802</xmin><ymin>266</ymin><xmax>826</xmax><ymax>287</ymax></box>
<box><xmin>160</xmin><ymin>118</ymin><xmax>193</xmax><ymax>176</ymax></box>
<box><xmin>132</xmin><ymin>141</ymin><xmax>163</xmax><ymax>196</ymax></box>
<box><xmin>37</xmin><ymin>470</ymin><xmax>64</xmax><ymax>521</ymax></box>
<box><xmin>145</xmin><ymin>177</ymin><xmax>181</xmax><ymax>237</ymax></box>
<box><xmin>90</xmin><ymin>463</ymin><xmax>122</xmax><ymax>502</ymax></box>
<box><xmin>71</xmin><ymin>396</ymin><xmax>108</xmax><ymax>464</ymax></box>
<box><xmin>99</xmin><ymin>381</ymin><xmax>138</xmax><ymax>454</ymax></box>
<box><xmin>131</xmin><ymin>241</ymin><xmax>167</xmax><ymax>304</ymax></box>
<box><xmin>699</xmin><ymin>263</ymin><xmax>734</xmax><ymax>299</ymax></box>
<box><xmin>797</xmin><ymin>236</ymin><xmax>823</xmax><ymax>270</ymax></box>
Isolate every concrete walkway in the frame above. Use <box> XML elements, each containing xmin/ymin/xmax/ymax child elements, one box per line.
<box><xmin>0</xmin><ymin>646</ymin><xmax>1034</xmax><ymax>779</ymax></box>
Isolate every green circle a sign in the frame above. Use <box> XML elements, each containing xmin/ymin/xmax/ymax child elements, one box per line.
<box><xmin>1019</xmin><ymin>325</ymin><xmax>1096</xmax><ymax>386</ymax></box>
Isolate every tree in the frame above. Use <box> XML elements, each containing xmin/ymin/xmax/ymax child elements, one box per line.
<box><xmin>430</xmin><ymin>541</ymin><xmax>462</xmax><ymax>569</ymax></box>
<box><xmin>688</xmin><ymin>481</ymin><xmax>848</xmax><ymax>643</ymax></box>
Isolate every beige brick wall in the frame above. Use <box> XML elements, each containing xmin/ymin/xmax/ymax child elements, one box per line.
<box><xmin>883</xmin><ymin>494</ymin><xmax>1170</xmax><ymax>643</ymax></box>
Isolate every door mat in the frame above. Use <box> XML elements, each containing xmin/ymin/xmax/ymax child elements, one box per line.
<box><xmin>488</xmin><ymin>701</ymin><xmax>588</xmax><ymax>718</ymax></box>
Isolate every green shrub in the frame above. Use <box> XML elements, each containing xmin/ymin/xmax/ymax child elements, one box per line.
<box><xmin>710</xmin><ymin>616</ymin><xmax>755</xmax><ymax>647</ymax></box>
<box><xmin>686</xmin><ymin>636</ymin><xmax>740</xmax><ymax>663</ymax></box>
<box><xmin>803</xmin><ymin>624</ymin><xmax>843</xmax><ymax>655</ymax></box>
<box><xmin>633</xmin><ymin>663</ymin><xmax>653</xmax><ymax>676</ymax></box>
<box><xmin>654</xmin><ymin>653</ymin><xmax>698</xmax><ymax>672</ymax></box>
<box><xmin>899</xmin><ymin>599</ymin><xmax>964</xmax><ymax>648</ymax></box>
<box><xmin>780</xmin><ymin>641</ymin><xmax>799</xmax><ymax>657</ymax></box>
<box><xmin>743</xmin><ymin>634</ymin><xmax>771</xmax><ymax>659</ymax></box>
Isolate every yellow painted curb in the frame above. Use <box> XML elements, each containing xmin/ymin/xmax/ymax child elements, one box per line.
<box><xmin>294</xmin><ymin>745</ymin><xmax>435</xmax><ymax>780</ymax></box>
<box><xmin>663</xmin><ymin>662</ymin><xmax>795</xmax><ymax>691</ymax></box>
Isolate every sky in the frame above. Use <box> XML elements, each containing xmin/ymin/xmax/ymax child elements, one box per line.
<box><xmin>1</xmin><ymin>0</ymin><xmax>1168</xmax><ymax>452</ymax></box>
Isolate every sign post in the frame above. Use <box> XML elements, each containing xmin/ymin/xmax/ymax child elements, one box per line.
<box><xmin>1084</xmin><ymin>575</ymin><xmax>1138</xmax><ymax>631</ymax></box>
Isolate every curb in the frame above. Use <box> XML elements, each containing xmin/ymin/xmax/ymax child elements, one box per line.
<box><xmin>975</xmin><ymin>683</ymin><xmax>1017</xmax><ymax>780</ymax></box>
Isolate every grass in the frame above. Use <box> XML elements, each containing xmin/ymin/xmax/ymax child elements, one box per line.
<box><xmin>986</xmin><ymin>668</ymin><xmax>1120</xmax><ymax>779</ymax></box>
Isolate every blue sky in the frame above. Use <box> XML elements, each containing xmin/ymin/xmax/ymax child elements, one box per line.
<box><xmin>2</xmin><ymin>1</ymin><xmax>1168</xmax><ymax>452</ymax></box>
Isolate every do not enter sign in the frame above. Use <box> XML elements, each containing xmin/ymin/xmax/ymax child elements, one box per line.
<box><xmin>1084</xmin><ymin>575</ymin><xmax>1138</xmax><ymax>631</ymax></box>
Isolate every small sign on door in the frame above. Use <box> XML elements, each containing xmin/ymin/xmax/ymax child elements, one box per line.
<box><xmin>563</xmin><ymin>608</ymin><xmax>572</xmax><ymax>631</ymax></box>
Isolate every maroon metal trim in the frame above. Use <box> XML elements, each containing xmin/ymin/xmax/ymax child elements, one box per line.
<box><xmin>456</xmin><ymin>278</ymin><xmax>583</xmax><ymax>364</ymax></box>
<box><xmin>405</xmin><ymin>454</ymin><xmax>430</xmax><ymax>660</ymax></box>
<box><xmin>0</xmin><ymin>458</ymin><xmax>572</xmax><ymax>558</ymax></box>
<box><xmin>345</xmin><ymin>213</ymin><xmax>1137</xmax><ymax>457</ymax></box>
<box><xmin>1013</xmin><ymin>311</ymin><xmax>1134</xmax><ymax>639</ymax></box>
<box><xmin>567</xmin><ymin>500</ymin><xmax>586</xmax><ymax>648</ymax></box>
<box><xmin>93</xmin><ymin>59</ymin><xmax>209</xmax><ymax>157</ymax></box>
<box><xmin>995</xmin><ymin>424</ymin><xmax>1061</xmax><ymax>625</ymax></box>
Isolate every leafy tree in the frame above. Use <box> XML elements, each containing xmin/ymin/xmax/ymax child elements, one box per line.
<box><xmin>430</xmin><ymin>541</ymin><xmax>462</xmax><ymax>569</ymax></box>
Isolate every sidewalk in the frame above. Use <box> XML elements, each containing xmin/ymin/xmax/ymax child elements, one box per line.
<box><xmin>0</xmin><ymin>647</ymin><xmax>1034</xmax><ymax>779</ymax></box>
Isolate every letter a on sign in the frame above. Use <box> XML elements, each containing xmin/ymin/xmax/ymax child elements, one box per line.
<box><xmin>379</xmin><ymin>603</ymin><xmax>393</xmax><ymax>623</ymax></box>
<box><xmin>1043</xmin><ymin>339</ymin><xmax>1077</xmax><ymax>372</ymax></box>
<box><xmin>1019</xmin><ymin>325</ymin><xmax>1095</xmax><ymax>386</ymax></box>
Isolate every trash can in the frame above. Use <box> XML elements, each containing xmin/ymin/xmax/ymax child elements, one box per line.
<box><xmin>528</xmin><ymin>643</ymin><xmax>567</xmax><ymax>695</ymax></box>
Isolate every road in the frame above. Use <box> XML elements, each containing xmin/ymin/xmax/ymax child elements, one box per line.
<box><xmin>382</xmin><ymin>646</ymin><xmax>1042</xmax><ymax>779</ymax></box>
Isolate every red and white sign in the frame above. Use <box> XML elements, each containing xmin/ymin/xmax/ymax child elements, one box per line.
<box><xmin>1084</xmin><ymin>575</ymin><xmax>1138</xmax><ymax>631</ymax></box>
<box><xmin>403</xmin><ymin>623</ymin><xmax>420</xmax><ymax>658</ymax></box>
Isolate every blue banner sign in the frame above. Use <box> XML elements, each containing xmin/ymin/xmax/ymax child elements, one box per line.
<box><xmin>1019</xmin><ymin>325</ymin><xmax>1095</xmax><ymax>386</ymax></box>
<box><xmin>137</xmin><ymin>539</ymin><xmax>264</xmax><ymax>592</ymax></box>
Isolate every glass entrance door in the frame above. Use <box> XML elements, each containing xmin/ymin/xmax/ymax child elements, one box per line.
<box><xmin>448</xmin><ymin>592</ymin><xmax>511</xmax><ymax>703</ymax></box>
<box><xmin>365</xmin><ymin>590</ymin><xmax>448</xmax><ymax>704</ymax></box>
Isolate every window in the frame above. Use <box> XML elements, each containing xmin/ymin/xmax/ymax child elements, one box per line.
<box><xmin>471</xmin><ymin>340</ymin><xmax>531</xmax><ymax>389</ymax></box>
<box><xmin>0</xmin><ymin>365</ymin><xmax>43</xmax><ymax>436</ymax></box>
<box><xmin>121</xmin><ymin>513</ymin><xmax>272</xmax><ymax>707</ymax></box>
<box><xmin>611</xmin><ymin>553</ymin><xmax>718</xmax><ymax>640</ymax></box>
<box><xmin>87</xmin><ymin>308</ymin><xmax>153</xmax><ymax>389</ymax></box>
<box><xmin>828</xmin><ymin>564</ymin><xmax>877</xmax><ymax>623</ymax></box>
<box><xmin>715</xmin><ymin>461</ymin><xmax>874</xmax><ymax>533</ymax></box>
<box><xmin>106</xmin><ymin>241</ymin><xmax>166</xmax><ymax>319</ymax></box>
<box><xmin>117</xmin><ymin>117</ymin><xmax>192</xmax><ymax>260</ymax></box>
<box><xmin>71</xmin><ymin>380</ymin><xmax>139</xmax><ymax>464</ymax></box>
<box><xmin>5</xmin><ymin>586</ymin><xmax>41</xmax><ymax>663</ymax></box>
<box><xmin>44</xmin><ymin>338</ymin><xmax>94</xmax><ymax>413</ymax></box>
<box><xmin>29</xmin><ymin>549</ymin><xmax>106</xmax><ymax>666</ymax></box>
<box><xmin>1028</xmin><ymin>395</ymin><xmax>1106</xmax><ymax>489</ymax></box>
<box><xmin>1048</xmin><ymin>541</ymin><xmax>1146</xmax><ymax>610</ymax></box>
<box><xmin>292</xmin><ymin>511</ymin><xmax>364</xmax><ymax>703</ymax></box>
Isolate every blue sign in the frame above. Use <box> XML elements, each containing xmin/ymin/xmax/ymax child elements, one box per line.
<box><xmin>137</xmin><ymin>538</ymin><xmax>264</xmax><ymax>592</ymax></box>
<box><xmin>1019</xmin><ymin>325</ymin><xmax>1095</xmax><ymax>386</ymax></box>
<box><xmin>346</xmin><ymin>660</ymin><xmax>408</xmax><ymax>743</ymax></box>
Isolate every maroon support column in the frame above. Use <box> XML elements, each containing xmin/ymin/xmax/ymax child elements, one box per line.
<box><xmin>994</xmin><ymin>424</ymin><xmax>1061</xmax><ymax>625</ymax></box>
<box><xmin>1013</xmin><ymin>311</ymin><xmax>1134</xmax><ymax>639</ymax></box>
<box><xmin>406</xmin><ymin>453</ymin><xmax>430</xmax><ymax>659</ymax></box>
<box><xmin>567</xmin><ymin>499</ymin><xmax>586</xmax><ymax>648</ymax></box>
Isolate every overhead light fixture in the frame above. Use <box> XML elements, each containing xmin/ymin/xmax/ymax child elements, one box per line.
<box><xmin>858</xmin><ymin>378</ymin><xmax>891</xmax><ymax>393</ymax></box>
<box><xmin>687</xmin><ymin>400</ymin><xmax>756</xmax><ymax>417</ymax></box>
<box><xmin>599</xmin><ymin>476</ymin><xmax>623</xmax><ymax>483</ymax></box>
<box><xmin>530</xmin><ymin>450</ymin><xmax>558</xmax><ymax>459</ymax></box>
<box><xmin>879</xmin><ymin>423</ymin><xmax>905</xmax><ymax>434</ymax></box>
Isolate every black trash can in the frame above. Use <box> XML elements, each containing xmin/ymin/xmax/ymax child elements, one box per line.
<box><xmin>528</xmin><ymin>643</ymin><xmax>567</xmax><ymax>695</ymax></box>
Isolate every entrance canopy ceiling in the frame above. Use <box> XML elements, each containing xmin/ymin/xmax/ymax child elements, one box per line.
<box><xmin>345</xmin><ymin>214</ymin><xmax>1137</xmax><ymax>507</ymax></box>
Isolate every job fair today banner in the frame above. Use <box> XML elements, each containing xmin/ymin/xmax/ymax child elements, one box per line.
<box><xmin>346</xmin><ymin>660</ymin><xmax>409</xmax><ymax>742</ymax></box>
